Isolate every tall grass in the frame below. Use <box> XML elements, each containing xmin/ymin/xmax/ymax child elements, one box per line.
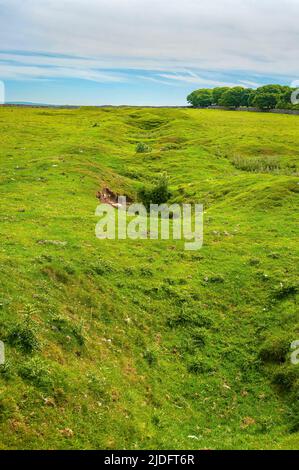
<box><xmin>232</xmin><ymin>155</ymin><xmax>281</xmax><ymax>173</ymax></box>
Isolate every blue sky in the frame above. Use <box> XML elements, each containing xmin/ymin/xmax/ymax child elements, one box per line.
<box><xmin>0</xmin><ymin>0</ymin><xmax>298</xmax><ymax>105</ymax></box>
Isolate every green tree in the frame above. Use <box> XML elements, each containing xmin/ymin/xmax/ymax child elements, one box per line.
<box><xmin>276</xmin><ymin>90</ymin><xmax>293</xmax><ymax>109</ymax></box>
<box><xmin>255</xmin><ymin>84</ymin><xmax>290</xmax><ymax>96</ymax></box>
<box><xmin>187</xmin><ymin>89</ymin><xmax>213</xmax><ymax>107</ymax></box>
<box><xmin>219</xmin><ymin>87</ymin><xmax>245</xmax><ymax>108</ymax></box>
<box><xmin>186</xmin><ymin>84</ymin><xmax>297</xmax><ymax>110</ymax></box>
<box><xmin>253</xmin><ymin>93</ymin><xmax>278</xmax><ymax>110</ymax></box>
<box><xmin>240</xmin><ymin>88</ymin><xmax>255</xmax><ymax>107</ymax></box>
<box><xmin>212</xmin><ymin>87</ymin><xmax>230</xmax><ymax>105</ymax></box>
<box><xmin>254</xmin><ymin>85</ymin><xmax>293</xmax><ymax>110</ymax></box>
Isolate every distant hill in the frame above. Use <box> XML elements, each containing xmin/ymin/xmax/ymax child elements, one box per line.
<box><xmin>3</xmin><ymin>102</ymin><xmax>80</xmax><ymax>108</ymax></box>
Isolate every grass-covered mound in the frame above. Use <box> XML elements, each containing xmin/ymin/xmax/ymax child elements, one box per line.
<box><xmin>0</xmin><ymin>107</ymin><xmax>298</xmax><ymax>449</ymax></box>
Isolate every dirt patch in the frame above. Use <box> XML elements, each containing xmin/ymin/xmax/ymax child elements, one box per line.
<box><xmin>96</xmin><ymin>188</ymin><xmax>132</xmax><ymax>208</ymax></box>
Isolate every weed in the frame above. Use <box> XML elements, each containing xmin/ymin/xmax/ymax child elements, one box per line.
<box><xmin>138</xmin><ymin>173</ymin><xmax>172</xmax><ymax>209</ymax></box>
<box><xmin>136</xmin><ymin>142</ymin><xmax>152</xmax><ymax>153</ymax></box>
<box><xmin>7</xmin><ymin>314</ymin><xmax>39</xmax><ymax>354</ymax></box>
<box><xmin>232</xmin><ymin>155</ymin><xmax>281</xmax><ymax>173</ymax></box>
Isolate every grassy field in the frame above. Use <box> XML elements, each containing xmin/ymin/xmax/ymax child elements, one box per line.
<box><xmin>0</xmin><ymin>106</ymin><xmax>298</xmax><ymax>450</ymax></box>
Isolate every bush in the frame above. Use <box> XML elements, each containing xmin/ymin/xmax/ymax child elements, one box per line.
<box><xmin>136</xmin><ymin>142</ymin><xmax>152</xmax><ymax>153</ymax></box>
<box><xmin>274</xmin><ymin>284</ymin><xmax>298</xmax><ymax>300</ymax></box>
<box><xmin>0</xmin><ymin>361</ymin><xmax>13</xmax><ymax>381</ymax></box>
<box><xmin>272</xmin><ymin>365</ymin><xmax>299</xmax><ymax>392</ymax></box>
<box><xmin>259</xmin><ymin>336</ymin><xmax>290</xmax><ymax>364</ymax></box>
<box><xmin>138</xmin><ymin>173</ymin><xmax>172</xmax><ymax>209</ymax></box>
<box><xmin>7</xmin><ymin>315</ymin><xmax>39</xmax><ymax>353</ymax></box>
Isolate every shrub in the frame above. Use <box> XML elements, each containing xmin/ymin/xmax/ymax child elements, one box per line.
<box><xmin>138</xmin><ymin>173</ymin><xmax>172</xmax><ymax>209</ymax></box>
<box><xmin>7</xmin><ymin>315</ymin><xmax>39</xmax><ymax>353</ymax></box>
<box><xmin>274</xmin><ymin>284</ymin><xmax>298</xmax><ymax>300</ymax></box>
<box><xmin>272</xmin><ymin>365</ymin><xmax>299</xmax><ymax>392</ymax></box>
<box><xmin>259</xmin><ymin>336</ymin><xmax>290</xmax><ymax>364</ymax></box>
<box><xmin>136</xmin><ymin>142</ymin><xmax>152</xmax><ymax>153</ymax></box>
<box><xmin>0</xmin><ymin>361</ymin><xmax>13</xmax><ymax>381</ymax></box>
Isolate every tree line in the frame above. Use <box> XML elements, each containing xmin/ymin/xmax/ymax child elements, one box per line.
<box><xmin>187</xmin><ymin>85</ymin><xmax>299</xmax><ymax>110</ymax></box>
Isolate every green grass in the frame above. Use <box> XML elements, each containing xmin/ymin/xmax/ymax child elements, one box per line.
<box><xmin>0</xmin><ymin>106</ymin><xmax>298</xmax><ymax>449</ymax></box>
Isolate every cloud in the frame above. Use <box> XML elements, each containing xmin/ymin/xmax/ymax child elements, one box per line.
<box><xmin>0</xmin><ymin>53</ymin><xmax>127</xmax><ymax>82</ymax></box>
<box><xmin>157</xmin><ymin>71</ymin><xmax>239</xmax><ymax>88</ymax></box>
<box><xmin>0</xmin><ymin>51</ymin><xmax>264</xmax><ymax>89</ymax></box>
<box><xmin>0</xmin><ymin>0</ymin><xmax>298</xmax><ymax>82</ymax></box>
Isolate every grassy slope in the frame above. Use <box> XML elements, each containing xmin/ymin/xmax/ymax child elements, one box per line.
<box><xmin>0</xmin><ymin>107</ymin><xmax>298</xmax><ymax>450</ymax></box>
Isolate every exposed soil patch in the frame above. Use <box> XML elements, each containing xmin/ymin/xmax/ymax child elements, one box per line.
<box><xmin>96</xmin><ymin>187</ymin><xmax>132</xmax><ymax>208</ymax></box>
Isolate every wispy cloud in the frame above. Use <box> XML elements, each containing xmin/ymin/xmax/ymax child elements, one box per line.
<box><xmin>0</xmin><ymin>0</ymin><xmax>297</xmax><ymax>104</ymax></box>
<box><xmin>157</xmin><ymin>71</ymin><xmax>239</xmax><ymax>88</ymax></box>
<box><xmin>0</xmin><ymin>0</ymin><xmax>298</xmax><ymax>77</ymax></box>
<box><xmin>0</xmin><ymin>64</ymin><xmax>126</xmax><ymax>83</ymax></box>
<box><xmin>0</xmin><ymin>52</ymin><xmax>128</xmax><ymax>82</ymax></box>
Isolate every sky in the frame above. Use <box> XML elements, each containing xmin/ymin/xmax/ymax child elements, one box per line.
<box><xmin>0</xmin><ymin>0</ymin><xmax>298</xmax><ymax>105</ymax></box>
